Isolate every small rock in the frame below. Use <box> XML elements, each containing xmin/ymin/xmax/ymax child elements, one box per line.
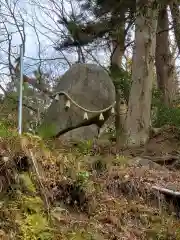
<box><xmin>128</xmin><ymin>157</ymin><xmax>165</xmax><ymax>170</ymax></box>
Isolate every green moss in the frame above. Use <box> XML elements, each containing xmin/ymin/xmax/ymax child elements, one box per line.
<box><xmin>0</xmin><ymin>121</ymin><xmax>18</xmax><ymax>137</ymax></box>
<box><xmin>38</xmin><ymin>123</ymin><xmax>57</xmax><ymax>138</ymax></box>
<box><xmin>16</xmin><ymin>194</ymin><xmax>53</xmax><ymax>240</ymax></box>
<box><xmin>3</xmin><ymin>184</ymin><xmax>53</xmax><ymax>240</ymax></box>
<box><xmin>19</xmin><ymin>173</ymin><xmax>36</xmax><ymax>193</ymax></box>
<box><xmin>21</xmin><ymin>196</ymin><xmax>44</xmax><ymax>213</ymax></box>
<box><xmin>19</xmin><ymin>213</ymin><xmax>52</xmax><ymax>240</ymax></box>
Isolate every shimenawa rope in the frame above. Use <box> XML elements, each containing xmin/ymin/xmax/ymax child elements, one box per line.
<box><xmin>52</xmin><ymin>91</ymin><xmax>116</xmax><ymax>114</ymax></box>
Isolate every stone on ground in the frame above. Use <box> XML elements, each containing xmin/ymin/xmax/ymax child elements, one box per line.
<box><xmin>59</xmin><ymin>125</ymin><xmax>99</xmax><ymax>143</ymax></box>
<box><xmin>38</xmin><ymin>63</ymin><xmax>115</xmax><ymax>138</ymax></box>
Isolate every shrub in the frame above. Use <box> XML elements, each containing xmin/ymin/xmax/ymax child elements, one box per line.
<box><xmin>152</xmin><ymin>89</ymin><xmax>180</xmax><ymax>128</ymax></box>
<box><xmin>76</xmin><ymin>140</ymin><xmax>93</xmax><ymax>155</ymax></box>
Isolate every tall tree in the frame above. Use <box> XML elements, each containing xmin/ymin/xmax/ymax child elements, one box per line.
<box><xmin>170</xmin><ymin>0</ymin><xmax>180</xmax><ymax>53</ymax></box>
<box><xmin>125</xmin><ymin>0</ymin><xmax>158</xmax><ymax>147</ymax></box>
<box><xmin>110</xmin><ymin>12</ymin><xmax>127</xmax><ymax>143</ymax></box>
<box><xmin>155</xmin><ymin>4</ymin><xmax>177</xmax><ymax>106</ymax></box>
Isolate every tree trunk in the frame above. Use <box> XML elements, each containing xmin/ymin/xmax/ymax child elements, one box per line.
<box><xmin>155</xmin><ymin>4</ymin><xmax>177</xmax><ymax>106</ymax></box>
<box><xmin>170</xmin><ymin>0</ymin><xmax>180</xmax><ymax>53</ymax></box>
<box><xmin>110</xmin><ymin>14</ymin><xmax>126</xmax><ymax>144</ymax></box>
<box><xmin>125</xmin><ymin>0</ymin><xmax>158</xmax><ymax>147</ymax></box>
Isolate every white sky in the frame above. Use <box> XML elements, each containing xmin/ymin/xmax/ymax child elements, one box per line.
<box><xmin>0</xmin><ymin>0</ymin><xmax>179</xmax><ymax>92</ymax></box>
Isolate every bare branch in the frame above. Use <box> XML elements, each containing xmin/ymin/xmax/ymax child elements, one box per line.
<box><xmin>0</xmin><ymin>83</ymin><xmax>40</xmax><ymax>114</ymax></box>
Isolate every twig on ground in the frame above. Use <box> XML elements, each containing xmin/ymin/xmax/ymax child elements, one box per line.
<box><xmin>152</xmin><ymin>185</ymin><xmax>180</xmax><ymax>197</ymax></box>
<box><xmin>29</xmin><ymin>151</ymin><xmax>50</xmax><ymax>215</ymax></box>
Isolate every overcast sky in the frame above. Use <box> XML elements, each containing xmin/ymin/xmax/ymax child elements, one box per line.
<box><xmin>10</xmin><ymin>0</ymin><xmax>111</xmax><ymax>76</ymax></box>
<box><xmin>0</xmin><ymin>0</ymin><xmax>179</xmax><ymax>87</ymax></box>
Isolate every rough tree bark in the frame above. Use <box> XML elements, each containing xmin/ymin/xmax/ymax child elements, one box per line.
<box><xmin>125</xmin><ymin>0</ymin><xmax>158</xmax><ymax>147</ymax></box>
<box><xmin>155</xmin><ymin>4</ymin><xmax>177</xmax><ymax>106</ymax></box>
<box><xmin>170</xmin><ymin>0</ymin><xmax>180</xmax><ymax>53</ymax></box>
<box><xmin>110</xmin><ymin>13</ymin><xmax>126</xmax><ymax>144</ymax></box>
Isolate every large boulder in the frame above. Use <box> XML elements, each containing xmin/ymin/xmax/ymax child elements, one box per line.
<box><xmin>38</xmin><ymin>63</ymin><xmax>115</xmax><ymax>138</ymax></box>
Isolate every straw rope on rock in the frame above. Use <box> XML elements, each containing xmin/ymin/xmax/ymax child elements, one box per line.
<box><xmin>53</xmin><ymin>91</ymin><xmax>116</xmax><ymax>118</ymax></box>
<box><xmin>38</xmin><ymin>63</ymin><xmax>116</xmax><ymax>138</ymax></box>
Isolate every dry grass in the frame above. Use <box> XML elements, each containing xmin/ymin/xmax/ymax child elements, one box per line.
<box><xmin>0</xmin><ymin>132</ymin><xmax>180</xmax><ymax>239</ymax></box>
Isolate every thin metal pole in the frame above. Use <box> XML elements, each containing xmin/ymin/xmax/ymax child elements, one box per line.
<box><xmin>18</xmin><ymin>44</ymin><xmax>24</xmax><ymax>135</ymax></box>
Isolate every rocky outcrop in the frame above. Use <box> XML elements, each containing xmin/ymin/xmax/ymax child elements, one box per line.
<box><xmin>38</xmin><ymin>63</ymin><xmax>115</xmax><ymax>138</ymax></box>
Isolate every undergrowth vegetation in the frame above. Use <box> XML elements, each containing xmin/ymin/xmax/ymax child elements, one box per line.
<box><xmin>152</xmin><ymin>89</ymin><xmax>180</xmax><ymax>128</ymax></box>
<box><xmin>0</xmin><ymin>122</ymin><xmax>180</xmax><ymax>239</ymax></box>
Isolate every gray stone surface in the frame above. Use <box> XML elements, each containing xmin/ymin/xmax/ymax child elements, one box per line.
<box><xmin>59</xmin><ymin>125</ymin><xmax>99</xmax><ymax>142</ymax></box>
<box><xmin>38</xmin><ymin>63</ymin><xmax>115</xmax><ymax>138</ymax></box>
<box><xmin>128</xmin><ymin>157</ymin><xmax>167</xmax><ymax>171</ymax></box>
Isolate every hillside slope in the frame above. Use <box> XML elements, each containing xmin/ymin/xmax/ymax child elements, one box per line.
<box><xmin>0</xmin><ymin>127</ymin><xmax>180</xmax><ymax>239</ymax></box>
